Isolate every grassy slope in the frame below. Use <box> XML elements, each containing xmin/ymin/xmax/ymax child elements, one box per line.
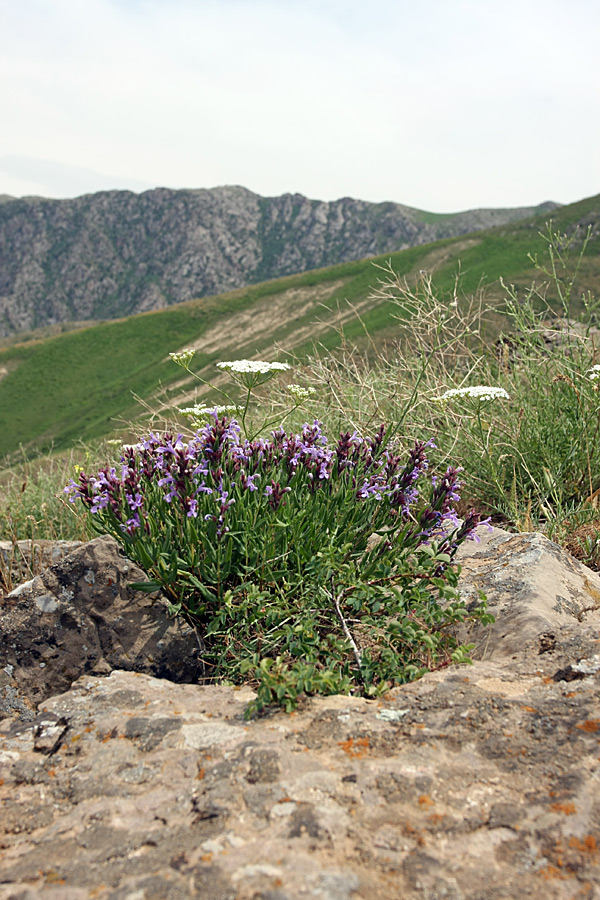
<box><xmin>1</xmin><ymin>194</ymin><xmax>598</xmax><ymax>461</ymax></box>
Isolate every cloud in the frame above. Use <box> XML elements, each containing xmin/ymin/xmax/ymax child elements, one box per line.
<box><xmin>0</xmin><ymin>0</ymin><xmax>598</xmax><ymax>210</ymax></box>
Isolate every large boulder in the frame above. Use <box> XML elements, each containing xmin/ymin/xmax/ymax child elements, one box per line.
<box><xmin>1</xmin><ymin>528</ymin><xmax>600</xmax><ymax>898</ymax></box>
<box><xmin>0</xmin><ymin>539</ymin><xmax>83</xmax><ymax>595</ymax></box>
<box><xmin>1</xmin><ymin>644</ymin><xmax>599</xmax><ymax>899</ymax></box>
<box><xmin>0</xmin><ymin>535</ymin><xmax>204</xmax><ymax>720</ymax></box>
<box><xmin>456</xmin><ymin>525</ymin><xmax>600</xmax><ymax>660</ymax></box>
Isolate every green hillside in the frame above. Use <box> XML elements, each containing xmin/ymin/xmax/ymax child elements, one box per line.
<box><xmin>1</xmin><ymin>193</ymin><xmax>598</xmax><ymax>462</ymax></box>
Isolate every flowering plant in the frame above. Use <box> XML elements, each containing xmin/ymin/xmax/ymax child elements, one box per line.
<box><xmin>170</xmin><ymin>352</ymin><xmax>310</xmax><ymax>439</ymax></box>
<box><xmin>586</xmin><ymin>365</ymin><xmax>600</xmax><ymax>382</ymax></box>
<box><xmin>436</xmin><ymin>386</ymin><xmax>511</xmax><ymax>404</ymax></box>
<box><xmin>66</xmin><ymin>417</ymin><xmax>492</xmax><ymax>714</ymax></box>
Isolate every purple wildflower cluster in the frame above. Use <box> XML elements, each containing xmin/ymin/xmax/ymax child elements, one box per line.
<box><xmin>65</xmin><ymin>417</ymin><xmax>487</xmax><ymax>547</ymax></box>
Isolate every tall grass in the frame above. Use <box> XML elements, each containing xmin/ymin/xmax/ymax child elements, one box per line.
<box><xmin>0</xmin><ymin>443</ymin><xmax>119</xmax><ymax>546</ymax></box>
<box><xmin>2</xmin><ymin>223</ymin><xmax>600</xmax><ymax>570</ymax></box>
<box><xmin>263</xmin><ymin>225</ymin><xmax>600</xmax><ymax>564</ymax></box>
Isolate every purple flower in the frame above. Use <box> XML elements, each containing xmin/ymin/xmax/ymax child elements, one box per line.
<box><xmin>122</xmin><ymin>513</ymin><xmax>141</xmax><ymax>534</ymax></box>
<box><xmin>90</xmin><ymin>493</ymin><xmax>110</xmax><ymax>513</ymax></box>
<box><xmin>126</xmin><ymin>492</ymin><xmax>143</xmax><ymax>511</ymax></box>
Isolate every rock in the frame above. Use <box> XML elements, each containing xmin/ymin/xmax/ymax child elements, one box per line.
<box><xmin>0</xmin><ymin>539</ymin><xmax>83</xmax><ymax>595</ymax></box>
<box><xmin>1</xmin><ymin>528</ymin><xmax>600</xmax><ymax>898</ymax></box>
<box><xmin>1</xmin><ymin>647</ymin><xmax>599</xmax><ymax>899</ymax></box>
<box><xmin>456</xmin><ymin>526</ymin><xmax>600</xmax><ymax>659</ymax></box>
<box><xmin>0</xmin><ymin>535</ymin><xmax>204</xmax><ymax>720</ymax></box>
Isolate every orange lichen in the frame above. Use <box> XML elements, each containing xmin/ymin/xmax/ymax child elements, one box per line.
<box><xmin>418</xmin><ymin>794</ymin><xmax>434</xmax><ymax>807</ymax></box>
<box><xmin>568</xmin><ymin>835</ymin><xmax>599</xmax><ymax>855</ymax></box>
<box><xmin>538</xmin><ymin>864</ymin><xmax>570</xmax><ymax>881</ymax></box>
<box><xmin>403</xmin><ymin>822</ymin><xmax>425</xmax><ymax>846</ymax></box>
<box><xmin>551</xmin><ymin>802</ymin><xmax>577</xmax><ymax>815</ymax></box>
<box><xmin>338</xmin><ymin>737</ymin><xmax>370</xmax><ymax>758</ymax></box>
<box><xmin>576</xmin><ymin>719</ymin><xmax>600</xmax><ymax>733</ymax></box>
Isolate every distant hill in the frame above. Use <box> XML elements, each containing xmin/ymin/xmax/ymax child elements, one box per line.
<box><xmin>0</xmin><ymin>185</ymin><xmax>559</xmax><ymax>337</ymax></box>
<box><xmin>0</xmin><ymin>191</ymin><xmax>597</xmax><ymax>462</ymax></box>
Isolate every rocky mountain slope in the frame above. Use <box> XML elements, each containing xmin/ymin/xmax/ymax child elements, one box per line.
<box><xmin>0</xmin><ymin>185</ymin><xmax>558</xmax><ymax>337</ymax></box>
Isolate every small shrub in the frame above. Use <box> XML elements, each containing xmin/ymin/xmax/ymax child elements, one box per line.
<box><xmin>67</xmin><ymin>416</ymin><xmax>492</xmax><ymax>715</ymax></box>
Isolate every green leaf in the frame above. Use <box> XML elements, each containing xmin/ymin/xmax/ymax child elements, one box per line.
<box><xmin>128</xmin><ymin>579</ymin><xmax>162</xmax><ymax>592</ymax></box>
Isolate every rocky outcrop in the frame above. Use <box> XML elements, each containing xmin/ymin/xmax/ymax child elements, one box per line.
<box><xmin>0</xmin><ymin>186</ymin><xmax>558</xmax><ymax>337</ymax></box>
<box><xmin>455</xmin><ymin>525</ymin><xmax>600</xmax><ymax>657</ymax></box>
<box><xmin>0</xmin><ymin>539</ymin><xmax>83</xmax><ymax>596</ymax></box>
<box><xmin>0</xmin><ymin>535</ymin><xmax>204</xmax><ymax>720</ymax></box>
<box><xmin>1</xmin><ymin>527</ymin><xmax>599</xmax><ymax>899</ymax></box>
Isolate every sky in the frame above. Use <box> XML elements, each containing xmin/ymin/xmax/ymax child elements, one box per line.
<box><xmin>1</xmin><ymin>0</ymin><xmax>598</xmax><ymax>213</ymax></box>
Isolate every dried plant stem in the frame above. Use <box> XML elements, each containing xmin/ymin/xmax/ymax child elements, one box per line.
<box><xmin>331</xmin><ymin>576</ymin><xmax>363</xmax><ymax>675</ymax></box>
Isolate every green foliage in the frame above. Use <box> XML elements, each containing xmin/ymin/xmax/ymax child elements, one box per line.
<box><xmin>68</xmin><ymin>420</ymin><xmax>492</xmax><ymax>715</ymax></box>
<box><xmin>0</xmin><ymin>446</ymin><xmax>95</xmax><ymax>544</ymax></box>
<box><xmin>425</xmin><ymin>226</ymin><xmax>600</xmax><ymax>530</ymax></box>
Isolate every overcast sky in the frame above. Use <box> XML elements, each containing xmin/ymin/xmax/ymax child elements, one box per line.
<box><xmin>1</xmin><ymin>0</ymin><xmax>598</xmax><ymax>212</ymax></box>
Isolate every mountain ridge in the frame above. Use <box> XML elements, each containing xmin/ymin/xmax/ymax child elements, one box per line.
<box><xmin>0</xmin><ymin>185</ymin><xmax>559</xmax><ymax>337</ymax></box>
<box><xmin>1</xmin><ymin>190</ymin><xmax>598</xmax><ymax>461</ymax></box>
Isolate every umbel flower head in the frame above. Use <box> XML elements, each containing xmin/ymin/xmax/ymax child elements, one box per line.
<box><xmin>179</xmin><ymin>404</ymin><xmax>239</xmax><ymax>421</ymax></box>
<box><xmin>287</xmin><ymin>384</ymin><xmax>316</xmax><ymax>401</ymax></box>
<box><xmin>586</xmin><ymin>365</ymin><xmax>600</xmax><ymax>381</ymax></box>
<box><xmin>216</xmin><ymin>360</ymin><xmax>291</xmax><ymax>375</ymax></box>
<box><xmin>436</xmin><ymin>386</ymin><xmax>510</xmax><ymax>403</ymax></box>
<box><xmin>215</xmin><ymin>359</ymin><xmax>291</xmax><ymax>389</ymax></box>
<box><xmin>169</xmin><ymin>348</ymin><xmax>196</xmax><ymax>367</ymax></box>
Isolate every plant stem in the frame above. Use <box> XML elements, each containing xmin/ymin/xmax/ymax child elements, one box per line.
<box><xmin>330</xmin><ymin>576</ymin><xmax>363</xmax><ymax>675</ymax></box>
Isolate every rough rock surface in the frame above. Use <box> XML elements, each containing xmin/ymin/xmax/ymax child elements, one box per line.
<box><xmin>0</xmin><ymin>540</ymin><xmax>83</xmax><ymax>595</ymax></box>
<box><xmin>0</xmin><ymin>186</ymin><xmax>558</xmax><ymax>336</ymax></box>
<box><xmin>0</xmin><ymin>528</ymin><xmax>599</xmax><ymax>899</ymax></box>
<box><xmin>455</xmin><ymin>525</ymin><xmax>600</xmax><ymax>659</ymax></box>
<box><xmin>0</xmin><ymin>536</ymin><xmax>203</xmax><ymax>720</ymax></box>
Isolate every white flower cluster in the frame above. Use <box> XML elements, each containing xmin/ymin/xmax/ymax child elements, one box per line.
<box><xmin>587</xmin><ymin>365</ymin><xmax>600</xmax><ymax>381</ymax></box>
<box><xmin>179</xmin><ymin>404</ymin><xmax>239</xmax><ymax>418</ymax></box>
<box><xmin>216</xmin><ymin>360</ymin><xmax>291</xmax><ymax>375</ymax></box>
<box><xmin>169</xmin><ymin>349</ymin><xmax>196</xmax><ymax>367</ymax></box>
<box><xmin>287</xmin><ymin>384</ymin><xmax>316</xmax><ymax>400</ymax></box>
<box><xmin>437</xmin><ymin>386</ymin><xmax>510</xmax><ymax>402</ymax></box>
